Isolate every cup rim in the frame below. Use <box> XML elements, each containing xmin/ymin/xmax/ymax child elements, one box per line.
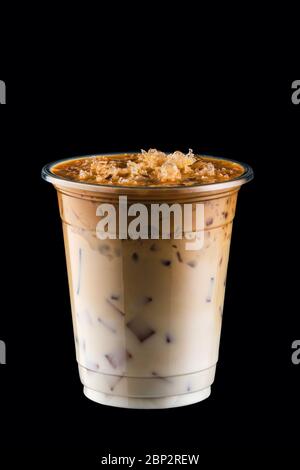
<box><xmin>41</xmin><ymin>153</ymin><xmax>254</xmax><ymax>193</ymax></box>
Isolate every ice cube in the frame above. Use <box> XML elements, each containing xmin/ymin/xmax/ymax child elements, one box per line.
<box><xmin>206</xmin><ymin>277</ymin><xmax>215</xmax><ymax>303</ymax></box>
<box><xmin>105</xmin><ymin>349</ymin><xmax>132</xmax><ymax>369</ymax></box>
<box><xmin>127</xmin><ymin>316</ymin><xmax>155</xmax><ymax>342</ymax></box>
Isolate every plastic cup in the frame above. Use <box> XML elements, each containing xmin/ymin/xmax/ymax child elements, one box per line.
<box><xmin>42</xmin><ymin>155</ymin><xmax>253</xmax><ymax>409</ymax></box>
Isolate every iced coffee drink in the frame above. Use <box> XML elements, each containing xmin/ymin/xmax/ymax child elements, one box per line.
<box><xmin>42</xmin><ymin>150</ymin><xmax>253</xmax><ymax>408</ymax></box>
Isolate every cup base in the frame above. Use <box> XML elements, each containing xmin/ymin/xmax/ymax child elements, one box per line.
<box><xmin>83</xmin><ymin>386</ymin><xmax>211</xmax><ymax>409</ymax></box>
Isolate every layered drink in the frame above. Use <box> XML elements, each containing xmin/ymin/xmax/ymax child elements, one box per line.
<box><xmin>42</xmin><ymin>149</ymin><xmax>253</xmax><ymax>408</ymax></box>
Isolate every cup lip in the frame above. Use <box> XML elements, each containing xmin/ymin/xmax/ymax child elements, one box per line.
<box><xmin>41</xmin><ymin>152</ymin><xmax>254</xmax><ymax>193</ymax></box>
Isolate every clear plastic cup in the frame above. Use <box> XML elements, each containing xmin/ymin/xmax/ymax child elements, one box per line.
<box><xmin>42</xmin><ymin>155</ymin><xmax>253</xmax><ymax>409</ymax></box>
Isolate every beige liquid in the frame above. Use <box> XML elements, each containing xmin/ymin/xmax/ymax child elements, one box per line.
<box><xmin>58</xmin><ymin>187</ymin><xmax>237</xmax><ymax>408</ymax></box>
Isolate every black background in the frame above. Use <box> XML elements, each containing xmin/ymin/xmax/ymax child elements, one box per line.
<box><xmin>0</xmin><ymin>73</ymin><xmax>299</xmax><ymax>460</ymax></box>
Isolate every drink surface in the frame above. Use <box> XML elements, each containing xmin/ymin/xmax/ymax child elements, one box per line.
<box><xmin>51</xmin><ymin>149</ymin><xmax>245</xmax><ymax>187</ymax></box>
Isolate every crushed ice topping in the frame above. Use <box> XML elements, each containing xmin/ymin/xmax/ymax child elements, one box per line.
<box><xmin>52</xmin><ymin>149</ymin><xmax>245</xmax><ymax>187</ymax></box>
